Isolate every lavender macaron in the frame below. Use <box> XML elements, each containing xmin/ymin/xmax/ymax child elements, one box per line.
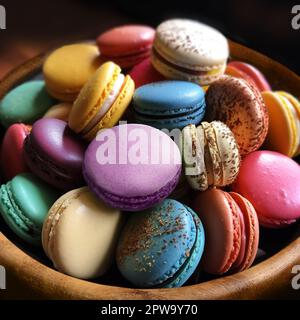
<box><xmin>24</xmin><ymin>118</ymin><xmax>86</xmax><ymax>190</ymax></box>
<box><xmin>83</xmin><ymin>124</ymin><xmax>182</xmax><ymax>211</ymax></box>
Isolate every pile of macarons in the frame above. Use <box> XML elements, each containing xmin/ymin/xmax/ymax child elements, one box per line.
<box><xmin>0</xmin><ymin>18</ymin><xmax>300</xmax><ymax>288</ymax></box>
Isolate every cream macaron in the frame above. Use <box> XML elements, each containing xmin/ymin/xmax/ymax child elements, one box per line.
<box><xmin>42</xmin><ymin>187</ymin><xmax>123</xmax><ymax>279</ymax></box>
<box><xmin>183</xmin><ymin>121</ymin><xmax>240</xmax><ymax>191</ymax></box>
<box><xmin>151</xmin><ymin>19</ymin><xmax>229</xmax><ymax>85</ymax></box>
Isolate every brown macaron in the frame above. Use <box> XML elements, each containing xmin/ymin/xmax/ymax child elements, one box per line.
<box><xmin>205</xmin><ymin>75</ymin><xmax>269</xmax><ymax>156</ymax></box>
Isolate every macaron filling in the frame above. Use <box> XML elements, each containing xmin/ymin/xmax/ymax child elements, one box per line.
<box><xmin>82</xmin><ymin>73</ymin><xmax>126</xmax><ymax>135</ymax></box>
<box><xmin>152</xmin><ymin>47</ymin><xmax>223</xmax><ymax>76</ymax></box>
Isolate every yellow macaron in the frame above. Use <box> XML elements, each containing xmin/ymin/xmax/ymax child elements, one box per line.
<box><xmin>43</xmin><ymin>44</ymin><xmax>101</xmax><ymax>102</ymax></box>
<box><xmin>69</xmin><ymin>61</ymin><xmax>135</xmax><ymax>141</ymax></box>
<box><xmin>262</xmin><ymin>91</ymin><xmax>300</xmax><ymax>157</ymax></box>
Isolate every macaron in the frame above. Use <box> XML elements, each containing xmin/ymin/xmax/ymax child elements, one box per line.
<box><xmin>24</xmin><ymin>118</ymin><xmax>86</xmax><ymax>190</ymax></box>
<box><xmin>69</xmin><ymin>62</ymin><xmax>135</xmax><ymax>141</ymax></box>
<box><xmin>232</xmin><ymin>150</ymin><xmax>300</xmax><ymax>228</ymax></box>
<box><xmin>226</xmin><ymin>61</ymin><xmax>271</xmax><ymax>92</ymax></box>
<box><xmin>129</xmin><ymin>57</ymin><xmax>165</xmax><ymax>88</ymax></box>
<box><xmin>205</xmin><ymin>75</ymin><xmax>269</xmax><ymax>156</ymax></box>
<box><xmin>0</xmin><ymin>173</ymin><xmax>60</xmax><ymax>245</ymax></box>
<box><xmin>193</xmin><ymin>188</ymin><xmax>259</xmax><ymax>275</ymax></box>
<box><xmin>97</xmin><ymin>25</ymin><xmax>155</xmax><ymax>69</ymax></box>
<box><xmin>43</xmin><ymin>102</ymin><xmax>72</xmax><ymax>122</ymax></box>
<box><xmin>151</xmin><ymin>19</ymin><xmax>229</xmax><ymax>85</ymax></box>
<box><xmin>0</xmin><ymin>81</ymin><xmax>55</xmax><ymax>128</ymax></box>
<box><xmin>43</xmin><ymin>44</ymin><xmax>101</xmax><ymax>101</ymax></box>
<box><xmin>183</xmin><ymin>121</ymin><xmax>240</xmax><ymax>191</ymax></box>
<box><xmin>83</xmin><ymin>124</ymin><xmax>182</xmax><ymax>211</ymax></box>
<box><xmin>42</xmin><ymin>187</ymin><xmax>123</xmax><ymax>279</ymax></box>
<box><xmin>133</xmin><ymin>81</ymin><xmax>206</xmax><ymax>130</ymax></box>
<box><xmin>116</xmin><ymin>199</ymin><xmax>205</xmax><ymax>288</ymax></box>
<box><xmin>0</xmin><ymin>123</ymin><xmax>31</xmax><ymax>181</ymax></box>
<box><xmin>262</xmin><ymin>91</ymin><xmax>300</xmax><ymax>157</ymax></box>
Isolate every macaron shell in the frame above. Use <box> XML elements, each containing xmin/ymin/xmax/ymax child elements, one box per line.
<box><xmin>193</xmin><ymin>188</ymin><xmax>240</xmax><ymax>275</ymax></box>
<box><xmin>229</xmin><ymin>192</ymin><xmax>259</xmax><ymax>271</ymax></box>
<box><xmin>24</xmin><ymin>118</ymin><xmax>85</xmax><ymax>190</ymax></box>
<box><xmin>0</xmin><ymin>123</ymin><xmax>31</xmax><ymax>181</ymax></box>
<box><xmin>227</xmin><ymin>61</ymin><xmax>271</xmax><ymax>91</ymax></box>
<box><xmin>277</xmin><ymin>91</ymin><xmax>300</xmax><ymax>156</ymax></box>
<box><xmin>43</xmin><ymin>187</ymin><xmax>123</xmax><ymax>279</ymax></box>
<box><xmin>262</xmin><ymin>91</ymin><xmax>296</xmax><ymax>157</ymax></box>
<box><xmin>201</xmin><ymin>122</ymin><xmax>223</xmax><ymax>186</ymax></box>
<box><xmin>154</xmin><ymin>19</ymin><xmax>229</xmax><ymax>68</ymax></box>
<box><xmin>129</xmin><ymin>57</ymin><xmax>165</xmax><ymax>88</ymax></box>
<box><xmin>97</xmin><ymin>25</ymin><xmax>155</xmax><ymax>57</ymax></box>
<box><xmin>83</xmin><ymin>75</ymin><xmax>135</xmax><ymax>141</ymax></box>
<box><xmin>0</xmin><ymin>173</ymin><xmax>59</xmax><ymax>245</ymax></box>
<box><xmin>210</xmin><ymin>121</ymin><xmax>240</xmax><ymax>186</ymax></box>
<box><xmin>0</xmin><ymin>81</ymin><xmax>56</xmax><ymax>128</ymax></box>
<box><xmin>43</xmin><ymin>44</ymin><xmax>101</xmax><ymax>101</ymax></box>
<box><xmin>205</xmin><ymin>76</ymin><xmax>268</xmax><ymax>156</ymax></box>
<box><xmin>183</xmin><ymin>125</ymin><xmax>208</xmax><ymax>191</ymax></box>
<box><xmin>83</xmin><ymin>124</ymin><xmax>181</xmax><ymax>211</ymax></box>
<box><xmin>232</xmin><ymin>151</ymin><xmax>300</xmax><ymax>227</ymax></box>
<box><xmin>116</xmin><ymin>199</ymin><xmax>201</xmax><ymax>287</ymax></box>
<box><xmin>69</xmin><ymin>62</ymin><xmax>121</xmax><ymax>134</ymax></box>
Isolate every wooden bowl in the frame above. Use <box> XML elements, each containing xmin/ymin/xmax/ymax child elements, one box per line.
<box><xmin>1</xmin><ymin>40</ymin><xmax>300</xmax><ymax>299</ymax></box>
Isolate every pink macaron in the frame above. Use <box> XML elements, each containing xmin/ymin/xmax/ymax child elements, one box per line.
<box><xmin>193</xmin><ymin>188</ymin><xmax>259</xmax><ymax>275</ymax></box>
<box><xmin>232</xmin><ymin>150</ymin><xmax>300</xmax><ymax>228</ymax></box>
<box><xmin>226</xmin><ymin>61</ymin><xmax>271</xmax><ymax>92</ymax></box>
<box><xmin>129</xmin><ymin>58</ymin><xmax>165</xmax><ymax>88</ymax></box>
<box><xmin>97</xmin><ymin>25</ymin><xmax>155</xmax><ymax>69</ymax></box>
<box><xmin>0</xmin><ymin>123</ymin><xmax>31</xmax><ymax>181</ymax></box>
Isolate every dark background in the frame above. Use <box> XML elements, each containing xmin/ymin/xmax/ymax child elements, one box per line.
<box><xmin>0</xmin><ymin>0</ymin><xmax>299</xmax><ymax>78</ymax></box>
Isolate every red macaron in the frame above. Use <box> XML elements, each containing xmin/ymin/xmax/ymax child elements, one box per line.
<box><xmin>129</xmin><ymin>57</ymin><xmax>165</xmax><ymax>88</ymax></box>
<box><xmin>97</xmin><ymin>25</ymin><xmax>155</xmax><ymax>69</ymax></box>
<box><xmin>226</xmin><ymin>61</ymin><xmax>271</xmax><ymax>92</ymax></box>
<box><xmin>0</xmin><ymin>123</ymin><xmax>31</xmax><ymax>181</ymax></box>
<box><xmin>193</xmin><ymin>188</ymin><xmax>259</xmax><ymax>275</ymax></box>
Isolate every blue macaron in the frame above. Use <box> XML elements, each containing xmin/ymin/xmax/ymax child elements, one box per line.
<box><xmin>133</xmin><ymin>81</ymin><xmax>206</xmax><ymax>130</ymax></box>
<box><xmin>116</xmin><ymin>199</ymin><xmax>205</xmax><ymax>288</ymax></box>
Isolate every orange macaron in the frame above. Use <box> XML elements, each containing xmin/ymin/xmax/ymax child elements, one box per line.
<box><xmin>262</xmin><ymin>91</ymin><xmax>300</xmax><ymax>157</ymax></box>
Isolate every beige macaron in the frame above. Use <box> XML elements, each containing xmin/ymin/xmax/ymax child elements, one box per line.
<box><xmin>42</xmin><ymin>187</ymin><xmax>123</xmax><ymax>279</ymax></box>
<box><xmin>183</xmin><ymin>121</ymin><xmax>240</xmax><ymax>191</ymax></box>
<box><xmin>43</xmin><ymin>102</ymin><xmax>72</xmax><ymax>122</ymax></box>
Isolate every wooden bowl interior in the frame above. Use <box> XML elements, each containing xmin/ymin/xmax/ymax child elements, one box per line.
<box><xmin>0</xmin><ymin>40</ymin><xmax>300</xmax><ymax>299</ymax></box>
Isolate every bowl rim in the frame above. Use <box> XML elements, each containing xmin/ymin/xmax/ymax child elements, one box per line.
<box><xmin>0</xmin><ymin>40</ymin><xmax>300</xmax><ymax>299</ymax></box>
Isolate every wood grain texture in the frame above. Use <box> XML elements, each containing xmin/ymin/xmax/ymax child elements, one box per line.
<box><xmin>0</xmin><ymin>40</ymin><xmax>300</xmax><ymax>299</ymax></box>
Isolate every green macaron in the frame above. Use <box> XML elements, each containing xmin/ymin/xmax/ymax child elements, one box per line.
<box><xmin>0</xmin><ymin>173</ymin><xmax>60</xmax><ymax>245</ymax></box>
<box><xmin>0</xmin><ymin>80</ymin><xmax>56</xmax><ymax>128</ymax></box>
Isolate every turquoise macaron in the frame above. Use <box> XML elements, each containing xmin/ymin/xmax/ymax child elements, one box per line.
<box><xmin>0</xmin><ymin>173</ymin><xmax>60</xmax><ymax>245</ymax></box>
<box><xmin>116</xmin><ymin>199</ymin><xmax>205</xmax><ymax>288</ymax></box>
<box><xmin>133</xmin><ymin>81</ymin><xmax>206</xmax><ymax>130</ymax></box>
<box><xmin>0</xmin><ymin>80</ymin><xmax>55</xmax><ymax>128</ymax></box>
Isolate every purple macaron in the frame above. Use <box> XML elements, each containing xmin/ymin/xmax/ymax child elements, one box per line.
<box><xmin>24</xmin><ymin>118</ymin><xmax>86</xmax><ymax>190</ymax></box>
<box><xmin>83</xmin><ymin>124</ymin><xmax>182</xmax><ymax>211</ymax></box>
